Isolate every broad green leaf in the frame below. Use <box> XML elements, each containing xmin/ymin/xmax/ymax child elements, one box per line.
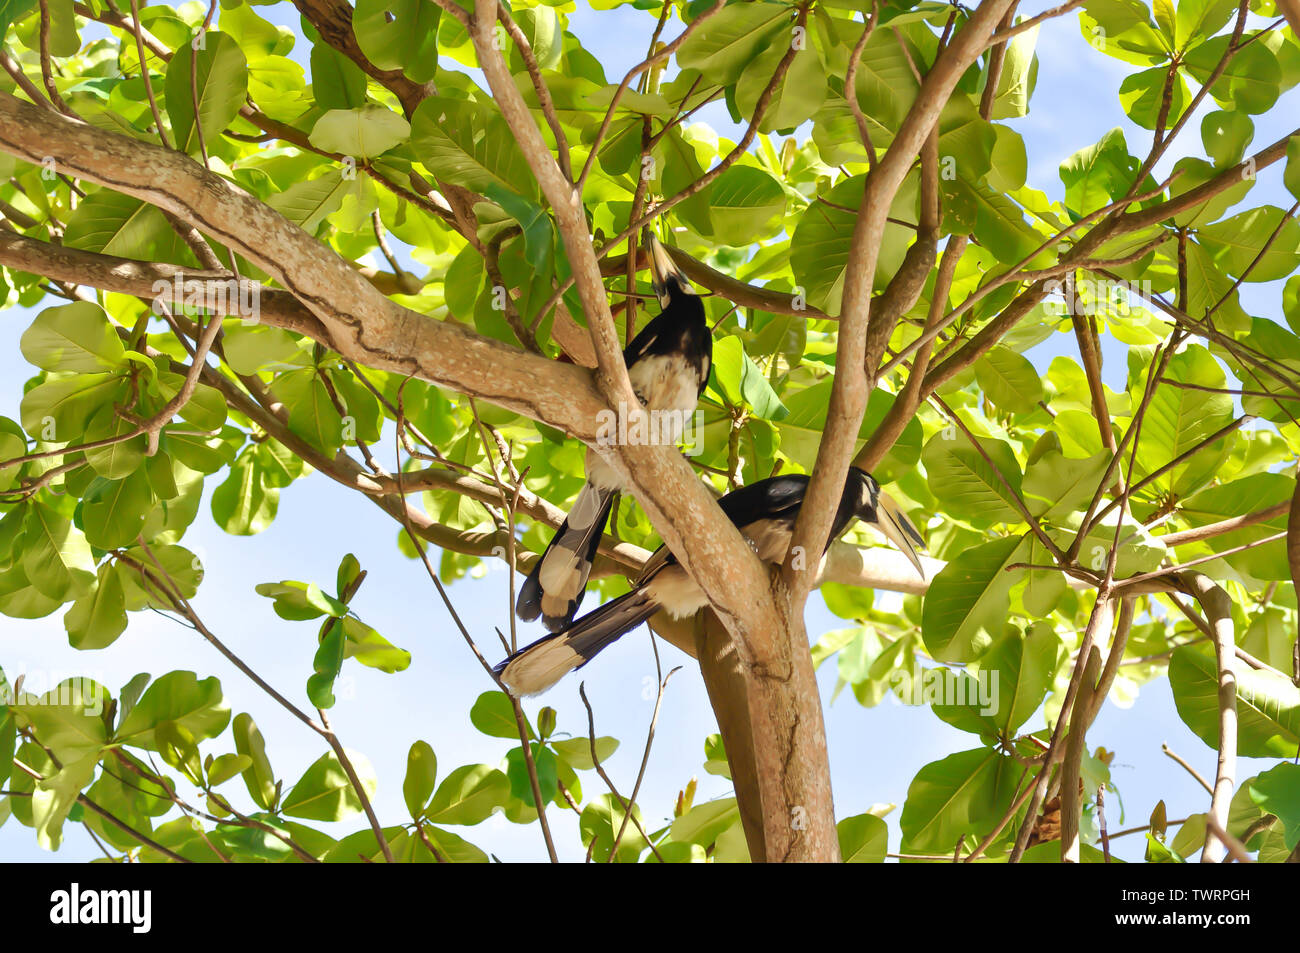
<box><xmin>469</xmin><ymin>691</ymin><xmax>527</xmax><ymax>739</ymax></box>
<box><xmin>353</xmin><ymin>0</ymin><xmax>439</xmax><ymax>83</ymax></box>
<box><xmin>309</xmin><ymin>105</ymin><xmax>410</xmax><ymax>159</ymax></box>
<box><xmin>1199</xmin><ymin>206</ymin><xmax>1300</xmax><ymax>282</ymax></box>
<box><xmin>115</xmin><ymin>671</ymin><xmax>230</xmax><ymax>750</ymax></box>
<box><xmin>975</xmin><ymin>345</ymin><xmax>1043</xmax><ymax>414</ymax></box>
<box><xmin>922</xmin><ymin>431</ymin><xmax>1024</xmax><ymax>526</ymax></box>
<box><xmin>403</xmin><ymin>740</ymin><xmax>437</xmax><ymax>818</ymax></box>
<box><xmin>710</xmin><ymin>335</ymin><xmax>787</xmax><ymax>420</ymax></box>
<box><xmin>676</xmin><ymin>2</ymin><xmax>789</xmax><ymax>85</ymax></box>
<box><xmin>233</xmin><ymin>713</ymin><xmax>277</xmax><ymax>811</ymax></box>
<box><xmin>1022</xmin><ymin>448</ymin><xmax>1113</xmax><ymax>521</ymax></box>
<box><xmin>81</xmin><ymin>471</ymin><xmax>155</xmax><ymax>550</ymax></box>
<box><xmin>1170</xmin><ymin>644</ymin><xmax>1300</xmax><ymax>758</ymax></box>
<box><xmin>64</xmin><ymin>562</ymin><xmax>128</xmax><ymax>650</ymax></box>
<box><xmin>20</xmin><ymin>302</ymin><xmax>126</xmax><ymax>373</ymax></box>
<box><xmin>165</xmin><ymin>31</ymin><xmax>248</xmax><ymax>155</ymax></box>
<box><xmin>424</xmin><ymin>763</ymin><xmax>509</xmax><ymax>825</ymax></box>
<box><xmin>899</xmin><ymin>747</ymin><xmax>1021</xmax><ymax>852</ymax></box>
<box><xmin>411</xmin><ymin>96</ymin><xmax>536</xmax><ymax>198</ymax></box>
<box><xmin>922</xmin><ymin>535</ymin><xmax>1027</xmax><ymax>663</ymax></box>
<box><xmin>837</xmin><ymin>812</ymin><xmax>887</xmax><ymax>862</ymax></box>
<box><xmin>1059</xmin><ymin>127</ymin><xmax>1137</xmax><ymax>218</ymax></box>
<box><xmin>549</xmin><ymin>735</ymin><xmax>619</xmax><ymax>770</ymax></box>
<box><xmin>21</xmin><ymin>503</ymin><xmax>93</xmax><ymax>602</ymax></box>
<box><xmin>8</xmin><ymin>678</ymin><xmax>109</xmax><ymax>764</ymax></box>
<box><xmin>63</xmin><ymin>189</ymin><xmax>175</xmax><ymax>260</ymax></box>
<box><xmin>282</xmin><ymin>750</ymin><xmax>376</xmax><ymax>822</ymax></box>
<box><xmin>1248</xmin><ymin>763</ymin><xmax>1300</xmax><ymax>851</ymax></box>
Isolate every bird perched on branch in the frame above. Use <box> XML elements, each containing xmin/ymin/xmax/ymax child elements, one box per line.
<box><xmin>515</xmin><ymin>232</ymin><xmax>712</xmax><ymax>632</ymax></box>
<box><xmin>498</xmin><ymin>466</ymin><xmax>925</xmax><ymax>696</ymax></box>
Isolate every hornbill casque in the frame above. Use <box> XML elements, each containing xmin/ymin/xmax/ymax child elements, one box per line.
<box><xmin>515</xmin><ymin>232</ymin><xmax>712</xmax><ymax>632</ymax></box>
<box><xmin>497</xmin><ymin>466</ymin><xmax>926</xmax><ymax>696</ymax></box>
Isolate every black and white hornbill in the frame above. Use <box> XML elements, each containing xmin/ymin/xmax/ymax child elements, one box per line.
<box><xmin>515</xmin><ymin>233</ymin><xmax>712</xmax><ymax>632</ymax></box>
<box><xmin>497</xmin><ymin>466</ymin><xmax>925</xmax><ymax>696</ymax></box>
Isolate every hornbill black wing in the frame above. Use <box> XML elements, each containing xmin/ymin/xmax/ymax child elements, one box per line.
<box><xmin>500</xmin><ymin>467</ymin><xmax>925</xmax><ymax>695</ymax></box>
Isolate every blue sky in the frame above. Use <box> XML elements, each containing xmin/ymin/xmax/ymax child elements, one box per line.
<box><xmin>1</xmin><ymin>1</ymin><xmax>1296</xmax><ymax>862</ymax></box>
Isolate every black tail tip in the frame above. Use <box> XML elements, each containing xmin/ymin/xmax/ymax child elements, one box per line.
<box><xmin>515</xmin><ymin>574</ymin><xmax>542</xmax><ymax>622</ymax></box>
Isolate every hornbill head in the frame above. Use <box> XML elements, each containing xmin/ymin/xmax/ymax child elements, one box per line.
<box><xmin>850</xmin><ymin>467</ymin><xmax>927</xmax><ymax>578</ymax></box>
<box><xmin>647</xmin><ymin>232</ymin><xmax>698</xmax><ymax>308</ymax></box>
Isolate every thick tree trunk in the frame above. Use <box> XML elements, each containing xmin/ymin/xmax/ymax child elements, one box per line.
<box><xmin>695</xmin><ymin>605</ymin><xmax>839</xmax><ymax>863</ymax></box>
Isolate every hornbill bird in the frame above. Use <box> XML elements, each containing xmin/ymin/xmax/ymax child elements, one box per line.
<box><xmin>515</xmin><ymin>233</ymin><xmax>712</xmax><ymax>632</ymax></box>
<box><xmin>497</xmin><ymin>466</ymin><xmax>925</xmax><ymax>696</ymax></box>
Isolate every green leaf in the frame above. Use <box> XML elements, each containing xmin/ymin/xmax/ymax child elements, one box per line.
<box><xmin>922</xmin><ymin>431</ymin><xmax>1025</xmax><ymax>526</ymax></box>
<box><xmin>211</xmin><ymin>447</ymin><xmax>281</xmax><ymax>536</ymax></box>
<box><xmin>935</xmin><ymin>625</ymin><xmax>1059</xmax><ymax>738</ymax></box>
<box><xmin>31</xmin><ymin>753</ymin><xmax>98</xmax><ymax>851</ymax></box>
<box><xmin>282</xmin><ymin>750</ymin><xmax>376</xmax><ymax>822</ymax></box>
<box><xmin>709</xmin><ymin>336</ymin><xmax>787</xmax><ymax>420</ymax></box>
<box><xmin>307</xmin><ymin>619</ymin><xmax>345</xmax><ymax>709</ymax></box>
<box><xmin>549</xmin><ymin>735</ymin><xmax>619</xmax><ymax>770</ymax></box>
<box><xmin>921</xmin><ymin>535</ymin><xmax>1026</xmax><ymax>663</ymax></box>
<box><xmin>1248</xmin><ymin>763</ymin><xmax>1300</xmax><ymax>851</ymax></box>
<box><xmin>424</xmin><ymin>763</ymin><xmax>509</xmax><ymax>825</ymax></box>
<box><xmin>1118</xmin><ymin>65</ymin><xmax>1190</xmax><ymax>130</ymax></box>
<box><xmin>266</xmin><ymin>170</ymin><xmax>354</xmax><ymax>234</ymax></box>
<box><xmin>21</xmin><ymin>503</ymin><xmax>93</xmax><ymax>602</ymax></box>
<box><xmin>309</xmin><ymin>105</ymin><xmax>410</xmax><ymax>159</ymax></box>
<box><xmin>63</xmin><ymin>189</ymin><xmax>174</xmax><ymax>259</ymax></box>
<box><xmin>352</xmin><ymin>0</ymin><xmax>439</xmax><ymax>83</ymax></box>
<box><xmin>340</xmin><ymin>616</ymin><xmax>410</xmax><ymax>673</ymax></box>
<box><xmin>1285</xmin><ymin>134</ymin><xmax>1300</xmax><ymax>202</ymax></box>
<box><xmin>206</xmin><ymin>752</ymin><xmax>252</xmax><ymax>787</ymax></box>
<box><xmin>310</xmin><ymin>43</ymin><xmax>368</xmax><ymax>111</ymax></box>
<box><xmin>1183</xmin><ymin>35</ymin><xmax>1281</xmax><ymax>114</ymax></box>
<box><xmin>469</xmin><ymin>691</ymin><xmax>527</xmax><ymax>739</ymax></box>
<box><xmin>233</xmin><ymin>713</ymin><xmax>277</xmax><ymax>811</ymax></box>
<box><xmin>1199</xmin><ymin>206</ymin><xmax>1300</xmax><ymax>282</ymax></box>
<box><xmin>165</xmin><ymin>31</ymin><xmax>248</xmax><ymax>155</ymax></box>
<box><xmin>115</xmin><ymin>671</ymin><xmax>231</xmax><ymax>751</ymax></box>
<box><xmin>582</xmin><ymin>792</ymin><xmax>648</xmax><ymax>862</ymax></box>
<box><xmin>0</xmin><ymin>0</ymin><xmax>37</xmax><ymax>41</ymax></box>
<box><xmin>20</xmin><ymin>302</ymin><xmax>126</xmax><ymax>373</ymax></box>
<box><xmin>510</xmin><ymin>6</ymin><xmax>562</xmax><ymax>72</ymax></box>
<box><xmin>735</xmin><ymin>41</ymin><xmax>826</xmax><ymax>134</ymax></box>
<box><xmin>255</xmin><ymin>580</ymin><xmax>347</xmax><ymax>620</ymax></box>
<box><xmin>975</xmin><ymin>345</ymin><xmax>1043</xmax><ymax>414</ymax></box>
<box><xmin>1059</xmin><ymin>127</ymin><xmax>1138</xmax><ymax>218</ymax></box>
<box><xmin>1170</xmin><ymin>644</ymin><xmax>1300</xmax><ymax>758</ymax></box>
<box><xmin>1022</xmin><ymin>448</ymin><xmax>1113</xmax><ymax>521</ymax></box>
<box><xmin>837</xmin><ymin>812</ymin><xmax>887</xmax><ymax>862</ymax></box>
<box><xmin>64</xmin><ymin>562</ymin><xmax>128</xmax><ymax>650</ymax></box>
<box><xmin>415</xmin><ymin>824</ymin><xmax>489</xmax><ymax>863</ymax></box>
<box><xmin>1131</xmin><ymin>344</ymin><xmax>1235</xmax><ymax>492</ymax></box>
<box><xmin>505</xmin><ymin>743</ymin><xmax>558</xmax><ymax>808</ymax></box>
<box><xmin>8</xmin><ymin>679</ymin><xmax>109</xmax><ymax>764</ymax></box>
<box><xmin>81</xmin><ymin>471</ymin><xmax>155</xmax><ymax>550</ymax></box>
<box><xmin>82</xmin><ymin>402</ymin><xmax>147</xmax><ymax>480</ymax></box>
<box><xmin>696</xmin><ymin>165</ymin><xmax>788</xmax><ymax>246</ymax></box>
<box><xmin>411</xmin><ymin>96</ymin><xmax>536</xmax><ymax>198</ymax></box>
<box><xmin>671</xmin><ymin>796</ymin><xmax>739</xmax><ymax>846</ymax></box>
<box><xmin>1201</xmin><ymin>109</ymin><xmax>1254</xmax><ymax>168</ymax></box>
<box><xmin>403</xmin><ymin>740</ymin><xmax>437</xmax><ymax>818</ymax></box>
<box><xmin>676</xmin><ymin>2</ymin><xmax>789</xmax><ymax>85</ymax></box>
<box><xmin>269</xmin><ymin>369</ymin><xmax>344</xmax><ymax>453</ymax></box>
<box><xmin>990</xmin><ymin>23</ymin><xmax>1039</xmax><ymax>119</ymax></box>
<box><xmin>900</xmin><ymin>747</ymin><xmax>1020</xmax><ymax>852</ymax></box>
